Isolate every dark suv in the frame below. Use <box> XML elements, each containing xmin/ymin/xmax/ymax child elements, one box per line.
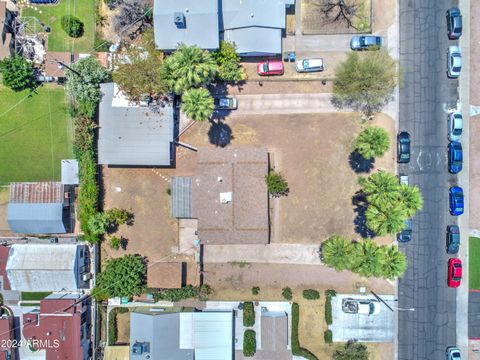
<box><xmin>446</xmin><ymin>7</ymin><xmax>462</xmax><ymax>40</ymax></box>
<box><xmin>397</xmin><ymin>132</ymin><xmax>411</xmax><ymax>163</ymax></box>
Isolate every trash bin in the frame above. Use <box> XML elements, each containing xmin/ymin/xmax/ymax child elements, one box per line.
<box><xmin>283</xmin><ymin>52</ymin><xmax>289</xmax><ymax>62</ymax></box>
<box><xmin>289</xmin><ymin>52</ymin><xmax>296</xmax><ymax>62</ymax></box>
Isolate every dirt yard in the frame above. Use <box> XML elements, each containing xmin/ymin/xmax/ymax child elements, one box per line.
<box><xmin>115</xmin><ymin>311</ymin><xmax>130</xmax><ymax>345</ymax></box>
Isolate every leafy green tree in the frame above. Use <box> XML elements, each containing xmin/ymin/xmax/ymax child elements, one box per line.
<box><xmin>380</xmin><ymin>245</ymin><xmax>407</xmax><ymax>279</ymax></box>
<box><xmin>399</xmin><ymin>184</ymin><xmax>423</xmax><ymax>217</ymax></box>
<box><xmin>352</xmin><ymin>239</ymin><xmax>382</xmax><ymax>277</ymax></box>
<box><xmin>161</xmin><ymin>44</ymin><xmax>217</xmax><ymax>94</ymax></box>
<box><xmin>93</xmin><ymin>254</ymin><xmax>146</xmax><ymax>299</ymax></box>
<box><xmin>212</xmin><ymin>41</ymin><xmax>246</xmax><ymax>83</ymax></box>
<box><xmin>282</xmin><ymin>287</ymin><xmax>293</xmax><ymax>300</ymax></box>
<box><xmin>332</xmin><ymin>50</ymin><xmax>399</xmax><ymax>116</ymax></box>
<box><xmin>112</xmin><ymin>30</ymin><xmax>166</xmax><ymax>102</ymax></box>
<box><xmin>87</xmin><ymin>212</ymin><xmax>109</xmax><ymax>237</ymax></box>
<box><xmin>0</xmin><ymin>56</ymin><xmax>35</xmax><ymax>91</ymax></box>
<box><xmin>61</xmin><ymin>15</ymin><xmax>84</xmax><ymax>38</ymax></box>
<box><xmin>333</xmin><ymin>341</ymin><xmax>369</xmax><ymax>360</ymax></box>
<box><xmin>365</xmin><ymin>203</ymin><xmax>407</xmax><ymax>236</ymax></box>
<box><xmin>65</xmin><ymin>57</ymin><xmax>111</xmax><ymax>117</ymax></box>
<box><xmin>358</xmin><ymin>171</ymin><xmax>400</xmax><ymax>209</ymax></box>
<box><xmin>354</xmin><ymin>126</ymin><xmax>390</xmax><ymax>159</ymax></box>
<box><xmin>105</xmin><ymin>208</ymin><xmax>130</xmax><ymax>226</ymax></box>
<box><xmin>265</xmin><ymin>171</ymin><xmax>289</xmax><ymax>197</ymax></box>
<box><xmin>109</xmin><ymin>236</ymin><xmax>121</xmax><ymax>250</ymax></box>
<box><xmin>181</xmin><ymin>87</ymin><xmax>214</xmax><ymax>121</ymax></box>
<box><xmin>321</xmin><ymin>235</ymin><xmax>356</xmax><ymax>271</ymax></box>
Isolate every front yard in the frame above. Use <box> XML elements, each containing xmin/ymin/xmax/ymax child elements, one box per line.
<box><xmin>22</xmin><ymin>0</ymin><xmax>95</xmax><ymax>53</ymax></box>
<box><xmin>470</xmin><ymin>237</ymin><xmax>480</xmax><ymax>290</ymax></box>
<box><xmin>0</xmin><ymin>85</ymin><xmax>73</xmax><ymax>185</ymax></box>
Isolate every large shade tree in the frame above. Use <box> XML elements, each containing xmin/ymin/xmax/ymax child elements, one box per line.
<box><xmin>332</xmin><ymin>50</ymin><xmax>399</xmax><ymax>116</ymax></box>
<box><xmin>354</xmin><ymin>126</ymin><xmax>390</xmax><ymax>159</ymax></box>
<box><xmin>321</xmin><ymin>235</ymin><xmax>356</xmax><ymax>271</ymax></box>
<box><xmin>380</xmin><ymin>245</ymin><xmax>407</xmax><ymax>280</ymax></box>
<box><xmin>0</xmin><ymin>56</ymin><xmax>35</xmax><ymax>91</ymax></box>
<box><xmin>161</xmin><ymin>44</ymin><xmax>217</xmax><ymax>94</ymax></box>
<box><xmin>352</xmin><ymin>239</ymin><xmax>382</xmax><ymax>277</ymax></box>
<box><xmin>212</xmin><ymin>41</ymin><xmax>246</xmax><ymax>83</ymax></box>
<box><xmin>365</xmin><ymin>203</ymin><xmax>407</xmax><ymax>236</ymax></box>
<box><xmin>181</xmin><ymin>87</ymin><xmax>214</xmax><ymax>121</ymax></box>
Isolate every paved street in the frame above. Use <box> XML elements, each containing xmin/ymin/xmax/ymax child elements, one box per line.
<box><xmin>398</xmin><ymin>0</ymin><xmax>461</xmax><ymax>359</ymax></box>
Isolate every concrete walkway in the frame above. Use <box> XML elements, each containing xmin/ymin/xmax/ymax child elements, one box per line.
<box><xmin>203</xmin><ymin>243</ymin><xmax>322</xmax><ymax>265</ymax></box>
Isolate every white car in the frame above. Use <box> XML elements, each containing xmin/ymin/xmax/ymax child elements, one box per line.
<box><xmin>447</xmin><ymin>112</ymin><xmax>463</xmax><ymax>141</ymax></box>
<box><xmin>399</xmin><ymin>174</ymin><xmax>409</xmax><ymax>186</ymax></box>
<box><xmin>342</xmin><ymin>298</ymin><xmax>381</xmax><ymax>315</ymax></box>
<box><xmin>295</xmin><ymin>58</ymin><xmax>324</xmax><ymax>73</ymax></box>
<box><xmin>447</xmin><ymin>46</ymin><xmax>462</xmax><ymax>78</ymax></box>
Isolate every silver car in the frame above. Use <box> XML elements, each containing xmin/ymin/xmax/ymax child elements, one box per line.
<box><xmin>295</xmin><ymin>58</ymin><xmax>324</xmax><ymax>73</ymax></box>
<box><xmin>447</xmin><ymin>46</ymin><xmax>462</xmax><ymax>78</ymax></box>
<box><xmin>446</xmin><ymin>346</ymin><xmax>461</xmax><ymax>359</ymax></box>
<box><xmin>447</xmin><ymin>112</ymin><xmax>463</xmax><ymax>141</ymax></box>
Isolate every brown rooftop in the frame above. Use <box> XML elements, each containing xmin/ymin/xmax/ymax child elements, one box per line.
<box><xmin>9</xmin><ymin>182</ymin><xmax>63</xmax><ymax>204</ymax></box>
<box><xmin>44</xmin><ymin>52</ymin><xmax>78</xmax><ymax>77</ymax></box>
<box><xmin>147</xmin><ymin>262</ymin><xmax>183</xmax><ymax>288</ymax></box>
<box><xmin>192</xmin><ymin>148</ymin><xmax>269</xmax><ymax>245</ymax></box>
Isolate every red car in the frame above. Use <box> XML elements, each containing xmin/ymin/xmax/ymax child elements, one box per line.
<box><xmin>448</xmin><ymin>258</ymin><xmax>462</xmax><ymax>288</ymax></box>
<box><xmin>257</xmin><ymin>60</ymin><xmax>284</xmax><ymax>76</ymax></box>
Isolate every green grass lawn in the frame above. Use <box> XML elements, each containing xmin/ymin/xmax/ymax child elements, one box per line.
<box><xmin>22</xmin><ymin>0</ymin><xmax>95</xmax><ymax>53</ymax></box>
<box><xmin>470</xmin><ymin>237</ymin><xmax>480</xmax><ymax>289</ymax></box>
<box><xmin>0</xmin><ymin>84</ymin><xmax>73</xmax><ymax>185</ymax></box>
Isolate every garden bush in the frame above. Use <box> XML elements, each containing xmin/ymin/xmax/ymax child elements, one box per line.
<box><xmin>265</xmin><ymin>171</ymin><xmax>289</xmax><ymax>197</ymax></box>
<box><xmin>302</xmin><ymin>289</ymin><xmax>320</xmax><ymax>300</ymax></box>
<box><xmin>109</xmin><ymin>236</ymin><xmax>121</xmax><ymax>250</ymax></box>
<box><xmin>243</xmin><ymin>330</ymin><xmax>256</xmax><ymax>357</ymax></box>
<box><xmin>325</xmin><ymin>291</ymin><xmax>334</xmax><ymax>325</ymax></box>
<box><xmin>61</xmin><ymin>15</ymin><xmax>84</xmax><ymax>38</ymax></box>
<box><xmin>108</xmin><ymin>307</ymin><xmax>129</xmax><ymax>345</ymax></box>
<box><xmin>251</xmin><ymin>286</ymin><xmax>260</xmax><ymax>295</ymax></box>
<box><xmin>282</xmin><ymin>287</ymin><xmax>293</xmax><ymax>300</ymax></box>
<box><xmin>243</xmin><ymin>302</ymin><xmax>255</xmax><ymax>327</ymax></box>
<box><xmin>154</xmin><ymin>285</ymin><xmax>212</xmax><ymax>302</ymax></box>
<box><xmin>324</xmin><ymin>329</ymin><xmax>333</xmax><ymax>343</ymax></box>
<box><xmin>291</xmin><ymin>303</ymin><xmax>318</xmax><ymax>360</ymax></box>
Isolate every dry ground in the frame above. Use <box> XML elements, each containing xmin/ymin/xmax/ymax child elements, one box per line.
<box><xmin>0</xmin><ymin>188</ymin><xmax>9</xmax><ymax>233</ymax></box>
<box><xmin>115</xmin><ymin>311</ymin><xmax>130</xmax><ymax>345</ymax></box>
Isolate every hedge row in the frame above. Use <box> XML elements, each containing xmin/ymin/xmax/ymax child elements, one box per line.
<box><xmin>302</xmin><ymin>289</ymin><xmax>320</xmax><ymax>300</ymax></box>
<box><xmin>243</xmin><ymin>330</ymin><xmax>256</xmax><ymax>357</ymax></box>
<box><xmin>243</xmin><ymin>302</ymin><xmax>255</xmax><ymax>327</ymax></box>
<box><xmin>324</xmin><ymin>329</ymin><xmax>333</xmax><ymax>343</ymax></box>
<box><xmin>291</xmin><ymin>303</ymin><xmax>318</xmax><ymax>360</ymax></box>
<box><xmin>108</xmin><ymin>307</ymin><xmax>129</xmax><ymax>346</ymax></box>
<box><xmin>153</xmin><ymin>285</ymin><xmax>212</xmax><ymax>302</ymax></box>
<box><xmin>325</xmin><ymin>290</ymin><xmax>335</xmax><ymax>325</ymax></box>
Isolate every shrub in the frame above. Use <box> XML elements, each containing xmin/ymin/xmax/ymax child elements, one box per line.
<box><xmin>94</xmin><ymin>35</ymin><xmax>113</xmax><ymax>52</ymax></box>
<box><xmin>212</xmin><ymin>41</ymin><xmax>246</xmax><ymax>83</ymax></box>
<box><xmin>87</xmin><ymin>212</ymin><xmax>109</xmax><ymax>237</ymax></box>
<box><xmin>108</xmin><ymin>307</ymin><xmax>129</xmax><ymax>345</ymax></box>
<box><xmin>0</xmin><ymin>56</ymin><xmax>35</xmax><ymax>91</ymax></box>
<box><xmin>265</xmin><ymin>171</ymin><xmax>289</xmax><ymax>197</ymax></box>
<box><xmin>105</xmin><ymin>208</ymin><xmax>130</xmax><ymax>226</ymax></box>
<box><xmin>291</xmin><ymin>303</ymin><xmax>318</xmax><ymax>360</ymax></box>
<box><xmin>325</xmin><ymin>292</ymin><xmax>334</xmax><ymax>325</ymax></box>
<box><xmin>154</xmin><ymin>285</ymin><xmax>212</xmax><ymax>302</ymax></box>
<box><xmin>251</xmin><ymin>286</ymin><xmax>260</xmax><ymax>295</ymax></box>
<box><xmin>302</xmin><ymin>289</ymin><xmax>320</xmax><ymax>300</ymax></box>
<box><xmin>243</xmin><ymin>302</ymin><xmax>255</xmax><ymax>327</ymax></box>
<box><xmin>354</xmin><ymin>126</ymin><xmax>390</xmax><ymax>159</ymax></box>
<box><xmin>243</xmin><ymin>330</ymin><xmax>256</xmax><ymax>357</ymax></box>
<box><xmin>282</xmin><ymin>287</ymin><xmax>293</xmax><ymax>300</ymax></box>
<box><xmin>324</xmin><ymin>329</ymin><xmax>333</xmax><ymax>344</ymax></box>
<box><xmin>61</xmin><ymin>15</ymin><xmax>84</xmax><ymax>38</ymax></box>
<box><xmin>109</xmin><ymin>236</ymin><xmax>121</xmax><ymax>250</ymax></box>
<box><xmin>333</xmin><ymin>341</ymin><xmax>369</xmax><ymax>360</ymax></box>
<box><xmin>325</xmin><ymin>289</ymin><xmax>337</xmax><ymax>297</ymax></box>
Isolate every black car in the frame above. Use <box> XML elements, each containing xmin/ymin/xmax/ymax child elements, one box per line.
<box><xmin>447</xmin><ymin>7</ymin><xmax>462</xmax><ymax>40</ymax></box>
<box><xmin>446</xmin><ymin>225</ymin><xmax>460</xmax><ymax>254</ymax></box>
<box><xmin>397</xmin><ymin>132</ymin><xmax>411</xmax><ymax>163</ymax></box>
<box><xmin>397</xmin><ymin>219</ymin><xmax>412</xmax><ymax>242</ymax></box>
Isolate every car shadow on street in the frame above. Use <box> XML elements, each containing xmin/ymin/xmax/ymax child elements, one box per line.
<box><xmin>352</xmin><ymin>192</ymin><xmax>375</xmax><ymax>238</ymax></box>
<box><xmin>208</xmin><ymin>120</ymin><xmax>233</xmax><ymax>147</ymax></box>
<box><xmin>349</xmin><ymin>151</ymin><xmax>375</xmax><ymax>173</ymax></box>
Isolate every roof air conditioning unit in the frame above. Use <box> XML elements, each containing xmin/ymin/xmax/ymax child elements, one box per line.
<box><xmin>220</xmin><ymin>192</ymin><xmax>233</xmax><ymax>204</ymax></box>
<box><xmin>82</xmin><ymin>273</ymin><xmax>92</xmax><ymax>281</ymax></box>
<box><xmin>174</xmin><ymin>12</ymin><xmax>186</xmax><ymax>28</ymax></box>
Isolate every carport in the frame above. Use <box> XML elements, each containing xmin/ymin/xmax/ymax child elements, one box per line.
<box><xmin>329</xmin><ymin>294</ymin><xmax>395</xmax><ymax>342</ymax></box>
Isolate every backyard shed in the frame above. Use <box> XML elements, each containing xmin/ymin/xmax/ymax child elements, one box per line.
<box><xmin>171</xmin><ymin>177</ymin><xmax>192</xmax><ymax>218</ymax></box>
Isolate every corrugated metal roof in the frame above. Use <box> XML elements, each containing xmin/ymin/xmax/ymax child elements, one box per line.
<box><xmin>7</xmin><ymin>203</ymin><xmax>66</xmax><ymax>234</ymax></box>
<box><xmin>192</xmin><ymin>312</ymin><xmax>233</xmax><ymax>360</ymax></box>
<box><xmin>98</xmin><ymin>83</ymin><xmax>175</xmax><ymax>166</ymax></box>
<box><xmin>221</xmin><ymin>0</ymin><xmax>286</xmax><ymax>30</ymax></box>
<box><xmin>223</xmin><ymin>27</ymin><xmax>282</xmax><ymax>55</ymax></box>
<box><xmin>171</xmin><ymin>177</ymin><xmax>192</xmax><ymax>218</ymax></box>
<box><xmin>61</xmin><ymin>159</ymin><xmax>79</xmax><ymax>185</ymax></box>
<box><xmin>153</xmin><ymin>0</ymin><xmax>219</xmax><ymax>50</ymax></box>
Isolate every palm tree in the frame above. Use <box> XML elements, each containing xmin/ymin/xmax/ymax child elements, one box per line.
<box><xmin>399</xmin><ymin>184</ymin><xmax>423</xmax><ymax>217</ymax></box>
<box><xmin>352</xmin><ymin>239</ymin><xmax>382</xmax><ymax>277</ymax></box>
<box><xmin>161</xmin><ymin>44</ymin><xmax>217</xmax><ymax>94</ymax></box>
<box><xmin>358</xmin><ymin>171</ymin><xmax>400</xmax><ymax>209</ymax></box>
<box><xmin>365</xmin><ymin>204</ymin><xmax>406</xmax><ymax>236</ymax></box>
<box><xmin>380</xmin><ymin>245</ymin><xmax>407</xmax><ymax>279</ymax></box>
<box><xmin>354</xmin><ymin>126</ymin><xmax>390</xmax><ymax>159</ymax></box>
<box><xmin>321</xmin><ymin>235</ymin><xmax>356</xmax><ymax>271</ymax></box>
<box><xmin>181</xmin><ymin>88</ymin><xmax>214</xmax><ymax>122</ymax></box>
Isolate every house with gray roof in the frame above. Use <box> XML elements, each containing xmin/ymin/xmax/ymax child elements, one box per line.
<box><xmin>7</xmin><ymin>181</ymin><xmax>71</xmax><ymax>234</ymax></box>
<box><xmin>130</xmin><ymin>311</ymin><xmax>233</xmax><ymax>360</ymax></box>
<box><xmin>98</xmin><ymin>83</ymin><xmax>175</xmax><ymax>167</ymax></box>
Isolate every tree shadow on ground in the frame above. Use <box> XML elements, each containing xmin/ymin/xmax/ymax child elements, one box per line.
<box><xmin>208</xmin><ymin>120</ymin><xmax>233</xmax><ymax>147</ymax></box>
<box><xmin>348</xmin><ymin>151</ymin><xmax>375</xmax><ymax>173</ymax></box>
<box><xmin>120</xmin><ymin>237</ymin><xmax>128</xmax><ymax>250</ymax></box>
<box><xmin>352</xmin><ymin>192</ymin><xmax>375</xmax><ymax>238</ymax></box>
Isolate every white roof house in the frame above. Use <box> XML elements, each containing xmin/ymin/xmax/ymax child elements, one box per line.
<box><xmin>5</xmin><ymin>244</ymin><xmax>88</xmax><ymax>292</ymax></box>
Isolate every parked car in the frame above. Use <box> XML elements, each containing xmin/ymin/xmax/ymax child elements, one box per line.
<box><xmin>342</xmin><ymin>298</ymin><xmax>380</xmax><ymax>315</ymax></box>
<box><xmin>448</xmin><ymin>141</ymin><xmax>463</xmax><ymax>174</ymax></box>
<box><xmin>446</xmin><ymin>346</ymin><xmax>461</xmax><ymax>359</ymax></box>
<box><xmin>397</xmin><ymin>132</ymin><xmax>411</xmax><ymax>163</ymax></box>
<box><xmin>295</xmin><ymin>58</ymin><xmax>324</xmax><ymax>73</ymax></box>
<box><xmin>446</xmin><ymin>225</ymin><xmax>460</xmax><ymax>254</ymax></box>
<box><xmin>397</xmin><ymin>219</ymin><xmax>413</xmax><ymax>243</ymax></box>
<box><xmin>449</xmin><ymin>186</ymin><xmax>464</xmax><ymax>216</ymax></box>
<box><xmin>447</xmin><ymin>46</ymin><xmax>462</xmax><ymax>78</ymax></box>
<box><xmin>399</xmin><ymin>173</ymin><xmax>409</xmax><ymax>186</ymax></box>
<box><xmin>257</xmin><ymin>60</ymin><xmax>284</xmax><ymax>76</ymax></box>
<box><xmin>448</xmin><ymin>112</ymin><xmax>463</xmax><ymax>141</ymax></box>
<box><xmin>213</xmin><ymin>97</ymin><xmax>238</xmax><ymax>110</ymax></box>
<box><xmin>446</xmin><ymin>7</ymin><xmax>462</xmax><ymax>40</ymax></box>
<box><xmin>350</xmin><ymin>36</ymin><xmax>383</xmax><ymax>51</ymax></box>
<box><xmin>448</xmin><ymin>258</ymin><xmax>462</xmax><ymax>288</ymax></box>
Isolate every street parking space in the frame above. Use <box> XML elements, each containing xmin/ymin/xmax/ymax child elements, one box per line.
<box><xmin>329</xmin><ymin>294</ymin><xmax>395</xmax><ymax>342</ymax></box>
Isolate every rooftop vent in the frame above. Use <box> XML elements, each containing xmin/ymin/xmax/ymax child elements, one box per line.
<box><xmin>174</xmin><ymin>12</ymin><xmax>186</xmax><ymax>28</ymax></box>
<box><xmin>220</xmin><ymin>192</ymin><xmax>233</xmax><ymax>204</ymax></box>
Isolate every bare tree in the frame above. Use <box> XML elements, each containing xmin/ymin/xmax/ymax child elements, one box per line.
<box><xmin>112</xmin><ymin>0</ymin><xmax>151</xmax><ymax>37</ymax></box>
<box><xmin>321</xmin><ymin>0</ymin><xmax>358</xmax><ymax>29</ymax></box>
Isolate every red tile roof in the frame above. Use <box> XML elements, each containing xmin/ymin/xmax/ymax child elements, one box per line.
<box><xmin>9</xmin><ymin>182</ymin><xmax>63</xmax><ymax>204</ymax></box>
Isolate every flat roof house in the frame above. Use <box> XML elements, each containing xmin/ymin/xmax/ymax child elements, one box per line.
<box><xmin>23</xmin><ymin>293</ymin><xmax>91</xmax><ymax>360</ymax></box>
<box><xmin>130</xmin><ymin>311</ymin><xmax>233</xmax><ymax>360</ymax></box>
<box><xmin>98</xmin><ymin>83</ymin><xmax>175</xmax><ymax>167</ymax></box>
<box><xmin>5</xmin><ymin>243</ymin><xmax>89</xmax><ymax>292</ymax></box>
<box><xmin>7</xmin><ymin>182</ymin><xmax>71</xmax><ymax>234</ymax></box>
